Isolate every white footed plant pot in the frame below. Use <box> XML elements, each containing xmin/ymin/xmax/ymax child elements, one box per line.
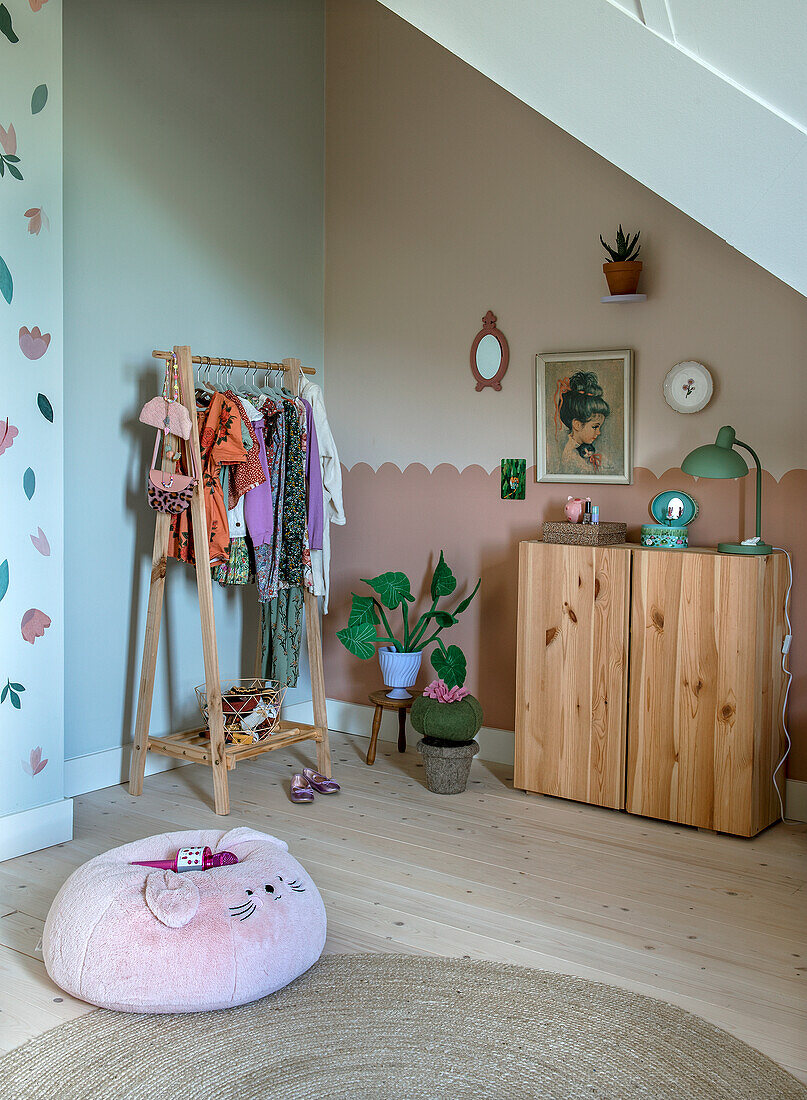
<box><xmin>378</xmin><ymin>647</ymin><xmax>422</xmax><ymax>700</ymax></box>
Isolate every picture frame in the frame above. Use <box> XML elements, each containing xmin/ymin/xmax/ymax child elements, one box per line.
<box><xmin>535</xmin><ymin>349</ymin><xmax>633</xmax><ymax>484</ymax></box>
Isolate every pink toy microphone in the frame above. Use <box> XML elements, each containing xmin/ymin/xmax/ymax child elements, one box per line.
<box><xmin>131</xmin><ymin>846</ymin><xmax>238</xmax><ymax>872</ymax></box>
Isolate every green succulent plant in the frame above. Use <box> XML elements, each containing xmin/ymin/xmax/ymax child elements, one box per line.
<box><xmin>336</xmin><ymin>552</ymin><xmax>480</xmax><ymax>661</ymax></box>
<box><xmin>600</xmin><ymin>224</ymin><xmax>641</xmax><ymax>263</ymax></box>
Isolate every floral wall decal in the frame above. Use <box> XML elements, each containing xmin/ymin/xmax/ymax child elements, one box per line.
<box><xmin>23</xmin><ymin>465</ymin><xmax>35</xmax><ymax>499</ymax></box>
<box><xmin>24</xmin><ymin>206</ymin><xmax>48</xmax><ymax>234</ymax></box>
<box><xmin>30</xmin><ymin>527</ymin><xmax>50</xmax><ymax>555</ymax></box>
<box><xmin>0</xmin><ymin>122</ymin><xmax>16</xmax><ymax>154</ymax></box>
<box><xmin>22</xmin><ymin>746</ymin><xmax>48</xmax><ymax>776</ymax></box>
<box><xmin>0</xmin><ymin>559</ymin><xmax>8</xmax><ymax>603</ymax></box>
<box><xmin>19</xmin><ymin>324</ymin><xmax>50</xmax><ymax>358</ymax></box>
<box><xmin>1</xmin><ymin>680</ymin><xmax>25</xmax><ymax>708</ymax></box>
<box><xmin>31</xmin><ymin>83</ymin><xmax>48</xmax><ymax>114</ymax></box>
<box><xmin>37</xmin><ymin>392</ymin><xmax>53</xmax><ymax>421</ymax></box>
<box><xmin>21</xmin><ymin>607</ymin><xmax>51</xmax><ymax>644</ymax></box>
<box><xmin>0</xmin><ymin>417</ymin><xmax>18</xmax><ymax>454</ymax></box>
<box><xmin>0</xmin><ymin>253</ymin><xmax>12</xmax><ymax>303</ymax></box>
<box><xmin>0</xmin><ymin>4</ymin><xmax>18</xmax><ymax>43</ymax></box>
<box><xmin>0</xmin><ymin>122</ymin><xmax>22</xmax><ymax>180</ymax></box>
<box><xmin>29</xmin><ymin>0</ymin><xmax>48</xmax><ymax>10</ymax></box>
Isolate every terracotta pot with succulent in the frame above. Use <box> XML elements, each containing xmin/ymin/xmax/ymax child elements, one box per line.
<box><xmin>600</xmin><ymin>224</ymin><xmax>642</xmax><ymax>295</ymax></box>
<box><xmin>411</xmin><ymin>643</ymin><xmax>484</xmax><ymax>795</ymax></box>
<box><xmin>337</xmin><ymin>552</ymin><xmax>480</xmax><ymax>700</ymax></box>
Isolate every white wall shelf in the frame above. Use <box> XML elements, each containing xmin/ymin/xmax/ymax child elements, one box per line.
<box><xmin>601</xmin><ymin>293</ymin><xmax>647</xmax><ymax>303</ymax></box>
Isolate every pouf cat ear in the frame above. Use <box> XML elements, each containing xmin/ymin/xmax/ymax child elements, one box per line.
<box><xmin>145</xmin><ymin>870</ymin><xmax>200</xmax><ymax>928</ymax></box>
<box><xmin>217</xmin><ymin>826</ymin><xmax>288</xmax><ymax>852</ymax></box>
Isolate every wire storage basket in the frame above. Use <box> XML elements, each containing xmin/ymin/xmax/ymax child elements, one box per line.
<box><xmin>195</xmin><ymin>678</ymin><xmax>286</xmax><ymax>745</ymax></box>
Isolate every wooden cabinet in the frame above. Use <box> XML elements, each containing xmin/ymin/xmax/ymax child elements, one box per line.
<box><xmin>515</xmin><ymin>541</ymin><xmax>788</xmax><ymax>836</ymax></box>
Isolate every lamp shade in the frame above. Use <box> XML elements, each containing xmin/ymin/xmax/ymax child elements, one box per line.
<box><xmin>681</xmin><ymin>426</ymin><xmax>749</xmax><ymax>479</ymax></box>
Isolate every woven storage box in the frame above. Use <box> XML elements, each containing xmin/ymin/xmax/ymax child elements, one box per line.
<box><xmin>542</xmin><ymin>521</ymin><xmax>627</xmax><ymax>546</ymax></box>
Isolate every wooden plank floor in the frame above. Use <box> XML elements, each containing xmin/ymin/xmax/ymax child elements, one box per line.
<box><xmin>1</xmin><ymin>731</ymin><xmax>805</xmax><ymax>1081</ymax></box>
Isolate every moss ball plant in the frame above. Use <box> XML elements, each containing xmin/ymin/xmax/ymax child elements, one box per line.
<box><xmin>410</xmin><ymin>692</ymin><xmax>483</xmax><ymax>744</ymax></box>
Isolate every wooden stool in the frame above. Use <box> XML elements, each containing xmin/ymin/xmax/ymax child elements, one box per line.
<box><xmin>366</xmin><ymin>689</ymin><xmax>422</xmax><ymax>766</ymax></box>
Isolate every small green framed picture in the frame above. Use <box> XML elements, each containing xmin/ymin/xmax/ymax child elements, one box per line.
<box><xmin>501</xmin><ymin>458</ymin><xmax>526</xmax><ymax>500</ymax></box>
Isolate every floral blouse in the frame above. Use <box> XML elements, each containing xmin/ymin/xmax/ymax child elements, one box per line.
<box><xmin>169</xmin><ymin>391</ymin><xmax>246</xmax><ymax>566</ymax></box>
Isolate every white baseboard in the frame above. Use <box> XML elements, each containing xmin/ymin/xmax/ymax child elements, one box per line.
<box><xmin>64</xmin><ymin>744</ymin><xmax>187</xmax><ymax>798</ymax></box>
<box><xmin>0</xmin><ymin>798</ymin><xmax>74</xmax><ymax>862</ymax></box>
<box><xmin>786</xmin><ymin>778</ymin><xmax>807</xmax><ymax>823</ymax></box>
<box><xmin>282</xmin><ymin>696</ymin><xmax>514</xmax><ymax>766</ymax></box>
<box><xmin>59</xmin><ymin>708</ymin><xmax>807</xmax><ymax>825</ymax></box>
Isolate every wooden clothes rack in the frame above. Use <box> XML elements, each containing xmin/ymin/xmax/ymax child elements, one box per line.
<box><xmin>129</xmin><ymin>345</ymin><xmax>331</xmax><ymax>815</ymax></box>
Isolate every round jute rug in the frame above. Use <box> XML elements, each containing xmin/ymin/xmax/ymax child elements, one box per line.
<box><xmin>2</xmin><ymin>954</ymin><xmax>803</xmax><ymax>1100</ymax></box>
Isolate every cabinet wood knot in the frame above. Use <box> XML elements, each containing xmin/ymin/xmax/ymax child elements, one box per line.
<box><xmin>567</xmin><ymin>608</ymin><xmax>578</xmax><ymax>623</ymax></box>
<box><xmin>594</xmin><ymin>578</ymin><xmax>601</xmax><ymax>599</ymax></box>
<box><xmin>720</xmin><ymin>703</ymin><xmax>735</xmax><ymax>720</ymax></box>
<box><xmin>650</xmin><ymin>606</ymin><xmax>664</xmax><ymax>632</ymax></box>
<box><xmin>545</xmin><ymin>626</ymin><xmax>559</xmax><ymax>646</ymax></box>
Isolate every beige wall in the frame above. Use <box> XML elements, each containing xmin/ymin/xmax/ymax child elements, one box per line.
<box><xmin>323</xmin><ymin>0</ymin><xmax>807</xmax><ymax>777</ymax></box>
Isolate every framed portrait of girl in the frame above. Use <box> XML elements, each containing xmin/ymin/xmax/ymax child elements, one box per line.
<box><xmin>535</xmin><ymin>349</ymin><xmax>633</xmax><ymax>484</ymax></box>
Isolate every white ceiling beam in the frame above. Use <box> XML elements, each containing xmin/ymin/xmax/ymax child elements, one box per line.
<box><xmin>637</xmin><ymin>0</ymin><xmax>675</xmax><ymax>41</ymax></box>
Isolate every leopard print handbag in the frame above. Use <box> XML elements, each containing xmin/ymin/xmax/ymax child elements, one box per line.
<box><xmin>147</xmin><ymin>428</ymin><xmax>198</xmax><ymax>514</ymax></box>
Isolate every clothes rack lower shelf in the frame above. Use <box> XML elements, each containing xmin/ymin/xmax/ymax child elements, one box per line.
<box><xmin>147</xmin><ymin>720</ymin><xmax>324</xmax><ymax>772</ymax></box>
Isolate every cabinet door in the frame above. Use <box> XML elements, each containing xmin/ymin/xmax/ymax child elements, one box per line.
<box><xmin>626</xmin><ymin>550</ymin><xmax>787</xmax><ymax>834</ymax></box>
<box><xmin>514</xmin><ymin>542</ymin><xmax>630</xmax><ymax>808</ymax></box>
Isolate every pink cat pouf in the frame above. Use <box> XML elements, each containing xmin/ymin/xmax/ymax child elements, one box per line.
<box><xmin>42</xmin><ymin>827</ymin><xmax>326</xmax><ymax>1013</ymax></box>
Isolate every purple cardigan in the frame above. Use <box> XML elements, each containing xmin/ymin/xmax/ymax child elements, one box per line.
<box><xmin>302</xmin><ymin>398</ymin><xmax>324</xmax><ymax>552</ymax></box>
<box><xmin>244</xmin><ymin>417</ymin><xmax>273</xmax><ymax>547</ymax></box>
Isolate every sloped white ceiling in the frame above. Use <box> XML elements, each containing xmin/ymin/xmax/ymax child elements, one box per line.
<box><xmin>376</xmin><ymin>0</ymin><xmax>807</xmax><ymax>296</ymax></box>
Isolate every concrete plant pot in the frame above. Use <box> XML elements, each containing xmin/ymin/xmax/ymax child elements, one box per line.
<box><xmin>417</xmin><ymin>738</ymin><xmax>480</xmax><ymax>794</ymax></box>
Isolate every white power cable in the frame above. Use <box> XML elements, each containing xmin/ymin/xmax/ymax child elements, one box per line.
<box><xmin>771</xmin><ymin>547</ymin><xmax>794</xmax><ymax>824</ymax></box>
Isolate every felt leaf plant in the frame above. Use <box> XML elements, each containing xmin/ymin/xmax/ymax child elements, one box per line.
<box><xmin>337</xmin><ymin>551</ymin><xmax>480</xmax><ymax>664</ymax></box>
<box><xmin>600</xmin><ymin>224</ymin><xmax>641</xmax><ymax>263</ymax></box>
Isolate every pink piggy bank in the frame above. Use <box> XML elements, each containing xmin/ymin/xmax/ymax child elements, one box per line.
<box><xmin>565</xmin><ymin>497</ymin><xmax>591</xmax><ymax>523</ymax></box>
<box><xmin>43</xmin><ymin>827</ymin><xmax>326</xmax><ymax>1013</ymax></box>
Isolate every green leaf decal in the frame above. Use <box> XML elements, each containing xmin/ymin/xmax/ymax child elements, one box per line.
<box><xmin>0</xmin><ymin>683</ymin><xmax>6</xmax><ymax>703</ymax></box>
<box><xmin>453</xmin><ymin>578</ymin><xmax>481</xmax><ymax>617</ymax></box>
<box><xmin>430</xmin><ymin>644</ymin><xmax>467</xmax><ymax>689</ymax></box>
<box><xmin>23</xmin><ymin>467</ymin><xmax>35</xmax><ymax>499</ymax></box>
<box><xmin>336</xmin><ymin>620</ymin><xmax>378</xmax><ymax>660</ymax></box>
<box><xmin>0</xmin><ymin>4</ymin><xmax>18</xmax><ymax>43</ymax></box>
<box><xmin>430</xmin><ymin>551</ymin><xmax>456</xmax><ymax>600</ymax></box>
<box><xmin>31</xmin><ymin>84</ymin><xmax>48</xmax><ymax>114</ymax></box>
<box><xmin>0</xmin><ymin>253</ymin><xmax>12</xmax><ymax>304</ymax></box>
<box><xmin>0</xmin><ymin>559</ymin><xmax>7</xmax><ymax>603</ymax></box>
<box><xmin>10</xmin><ymin>691</ymin><xmax>21</xmax><ymax>709</ymax></box>
<box><xmin>5</xmin><ymin>159</ymin><xmax>22</xmax><ymax>180</ymax></box>
<box><xmin>37</xmin><ymin>393</ymin><xmax>53</xmax><ymax>422</ymax></box>
<box><xmin>347</xmin><ymin>594</ymin><xmax>379</xmax><ymax>628</ymax></box>
<box><xmin>360</xmin><ymin>571</ymin><xmax>413</xmax><ymax>610</ymax></box>
<box><xmin>9</xmin><ymin>683</ymin><xmax>24</xmax><ymax>692</ymax></box>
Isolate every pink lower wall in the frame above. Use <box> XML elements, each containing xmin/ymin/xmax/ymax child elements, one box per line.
<box><xmin>325</xmin><ymin>463</ymin><xmax>807</xmax><ymax>778</ymax></box>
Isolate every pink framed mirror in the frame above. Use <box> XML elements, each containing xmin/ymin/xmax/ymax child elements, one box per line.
<box><xmin>470</xmin><ymin>311</ymin><xmax>509</xmax><ymax>391</ymax></box>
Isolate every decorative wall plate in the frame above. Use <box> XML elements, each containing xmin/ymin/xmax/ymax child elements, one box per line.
<box><xmin>663</xmin><ymin>361</ymin><xmax>713</xmax><ymax>413</ymax></box>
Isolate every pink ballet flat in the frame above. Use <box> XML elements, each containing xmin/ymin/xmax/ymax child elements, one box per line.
<box><xmin>290</xmin><ymin>774</ymin><xmax>314</xmax><ymax>803</ymax></box>
<box><xmin>302</xmin><ymin>767</ymin><xmax>340</xmax><ymax>795</ymax></box>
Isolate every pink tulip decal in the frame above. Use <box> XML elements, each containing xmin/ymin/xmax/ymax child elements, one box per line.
<box><xmin>30</xmin><ymin>527</ymin><xmax>50</xmax><ymax>556</ymax></box>
<box><xmin>0</xmin><ymin>417</ymin><xmax>18</xmax><ymax>455</ymax></box>
<box><xmin>19</xmin><ymin>325</ymin><xmax>50</xmax><ymax>359</ymax></box>
<box><xmin>0</xmin><ymin>123</ymin><xmax>16</xmax><ymax>155</ymax></box>
<box><xmin>29</xmin><ymin>0</ymin><xmax>49</xmax><ymax>10</ymax></box>
<box><xmin>24</xmin><ymin>207</ymin><xmax>49</xmax><ymax>235</ymax></box>
<box><xmin>22</xmin><ymin>746</ymin><xmax>48</xmax><ymax>776</ymax></box>
<box><xmin>21</xmin><ymin>607</ymin><xmax>51</xmax><ymax>644</ymax></box>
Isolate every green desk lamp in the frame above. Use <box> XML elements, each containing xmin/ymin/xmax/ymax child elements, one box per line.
<box><xmin>681</xmin><ymin>426</ymin><xmax>771</xmax><ymax>555</ymax></box>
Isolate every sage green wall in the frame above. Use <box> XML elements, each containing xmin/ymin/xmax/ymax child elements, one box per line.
<box><xmin>63</xmin><ymin>0</ymin><xmax>325</xmax><ymax>761</ymax></box>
